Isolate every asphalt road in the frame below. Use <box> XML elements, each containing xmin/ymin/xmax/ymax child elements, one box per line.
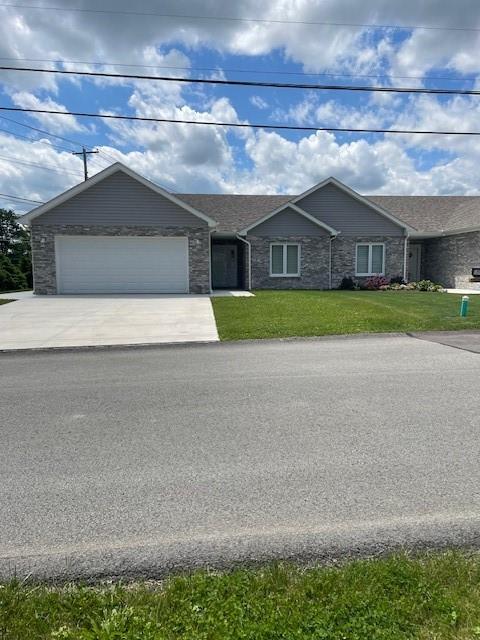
<box><xmin>2</xmin><ymin>334</ymin><xmax>480</xmax><ymax>581</ymax></box>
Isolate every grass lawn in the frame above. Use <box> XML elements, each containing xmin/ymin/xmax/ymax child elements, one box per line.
<box><xmin>0</xmin><ymin>299</ymin><xmax>13</xmax><ymax>306</ymax></box>
<box><xmin>211</xmin><ymin>290</ymin><xmax>480</xmax><ymax>340</ymax></box>
<box><xmin>3</xmin><ymin>553</ymin><xmax>480</xmax><ymax>639</ymax></box>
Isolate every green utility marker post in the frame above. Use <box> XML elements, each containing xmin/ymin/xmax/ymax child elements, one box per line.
<box><xmin>460</xmin><ymin>295</ymin><xmax>470</xmax><ymax>317</ymax></box>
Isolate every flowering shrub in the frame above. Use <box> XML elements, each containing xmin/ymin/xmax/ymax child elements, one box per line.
<box><xmin>364</xmin><ymin>276</ymin><xmax>391</xmax><ymax>290</ymax></box>
<box><xmin>383</xmin><ymin>280</ymin><xmax>444</xmax><ymax>292</ymax></box>
<box><xmin>412</xmin><ymin>279</ymin><xmax>444</xmax><ymax>292</ymax></box>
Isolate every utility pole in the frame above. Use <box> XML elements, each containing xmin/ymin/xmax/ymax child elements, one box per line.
<box><xmin>72</xmin><ymin>147</ymin><xmax>99</xmax><ymax>181</ymax></box>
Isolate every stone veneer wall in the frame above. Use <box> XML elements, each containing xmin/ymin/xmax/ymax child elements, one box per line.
<box><xmin>31</xmin><ymin>224</ymin><xmax>211</xmax><ymax>294</ymax></box>
<box><xmin>248</xmin><ymin>235</ymin><xmax>331</xmax><ymax>289</ymax></box>
<box><xmin>421</xmin><ymin>231</ymin><xmax>480</xmax><ymax>289</ymax></box>
<box><xmin>330</xmin><ymin>235</ymin><xmax>407</xmax><ymax>289</ymax></box>
<box><xmin>248</xmin><ymin>234</ymin><xmax>406</xmax><ymax>290</ymax></box>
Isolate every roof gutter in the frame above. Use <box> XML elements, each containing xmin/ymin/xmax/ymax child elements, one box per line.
<box><xmin>410</xmin><ymin>226</ymin><xmax>480</xmax><ymax>239</ymax></box>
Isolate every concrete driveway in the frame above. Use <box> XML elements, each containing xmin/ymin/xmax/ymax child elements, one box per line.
<box><xmin>0</xmin><ymin>292</ymin><xmax>219</xmax><ymax>349</ymax></box>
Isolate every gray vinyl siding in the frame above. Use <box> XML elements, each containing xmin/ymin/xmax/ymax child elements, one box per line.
<box><xmin>246</xmin><ymin>206</ymin><xmax>329</xmax><ymax>236</ymax></box>
<box><xmin>35</xmin><ymin>171</ymin><xmax>208</xmax><ymax>227</ymax></box>
<box><xmin>296</xmin><ymin>183</ymin><xmax>404</xmax><ymax>236</ymax></box>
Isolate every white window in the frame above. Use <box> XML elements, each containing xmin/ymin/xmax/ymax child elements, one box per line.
<box><xmin>356</xmin><ymin>243</ymin><xmax>385</xmax><ymax>276</ymax></box>
<box><xmin>270</xmin><ymin>243</ymin><xmax>300</xmax><ymax>277</ymax></box>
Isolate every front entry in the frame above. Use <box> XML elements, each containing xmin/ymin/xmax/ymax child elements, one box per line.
<box><xmin>408</xmin><ymin>244</ymin><xmax>422</xmax><ymax>282</ymax></box>
<box><xmin>212</xmin><ymin>244</ymin><xmax>238</xmax><ymax>289</ymax></box>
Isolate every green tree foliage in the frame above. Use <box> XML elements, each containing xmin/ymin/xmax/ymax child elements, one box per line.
<box><xmin>0</xmin><ymin>253</ymin><xmax>27</xmax><ymax>291</ymax></box>
<box><xmin>0</xmin><ymin>208</ymin><xmax>32</xmax><ymax>290</ymax></box>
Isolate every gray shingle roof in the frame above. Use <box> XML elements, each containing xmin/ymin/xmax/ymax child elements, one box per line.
<box><xmin>367</xmin><ymin>195</ymin><xmax>480</xmax><ymax>233</ymax></box>
<box><xmin>178</xmin><ymin>194</ymin><xmax>293</xmax><ymax>232</ymax></box>
<box><xmin>177</xmin><ymin>192</ymin><xmax>480</xmax><ymax>235</ymax></box>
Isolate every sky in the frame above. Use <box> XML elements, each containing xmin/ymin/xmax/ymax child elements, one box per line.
<box><xmin>2</xmin><ymin>0</ymin><xmax>480</xmax><ymax>213</ymax></box>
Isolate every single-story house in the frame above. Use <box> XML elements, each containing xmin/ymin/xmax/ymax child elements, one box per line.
<box><xmin>20</xmin><ymin>162</ymin><xmax>480</xmax><ymax>294</ymax></box>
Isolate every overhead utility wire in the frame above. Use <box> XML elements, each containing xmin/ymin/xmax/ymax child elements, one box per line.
<box><xmin>0</xmin><ymin>113</ymin><xmax>84</xmax><ymax>149</ymax></box>
<box><xmin>0</xmin><ymin>125</ymin><xmax>80</xmax><ymax>153</ymax></box>
<box><xmin>0</xmin><ymin>113</ymin><xmax>113</xmax><ymax>170</ymax></box>
<box><xmin>1</xmin><ymin>105</ymin><xmax>479</xmax><ymax>136</ymax></box>
<box><xmin>0</xmin><ymin>192</ymin><xmax>44</xmax><ymax>204</ymax></box>
<box><xmin>0</xmin><ymin>56</ymin><xmax>475</xmax><ymax>83</ymax></box>
<box><xmin>0</xmin><ymin>152</ymin><xmax>83</xmax><ymax>176</ymax></box>
<box><xmin>0</xmin><ymin>3</ymin><xmax>478</xmax><ymax>32</ymax></box>
<box><xmin>2</xmin><ymin>66</ymin><xmax>480</xmax><ymax>96</ymax></box>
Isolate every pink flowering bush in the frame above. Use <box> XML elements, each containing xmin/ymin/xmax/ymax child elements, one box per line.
<box><xmin>364</xmin><ymin>276</ymin><xmax>391</xmax><ymax>290</ymax></box>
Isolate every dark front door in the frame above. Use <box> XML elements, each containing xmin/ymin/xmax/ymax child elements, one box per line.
<box><xmin>212</xmin><ymin>244</ymin><xmax>238</xmax><ymax>288</ymax></box>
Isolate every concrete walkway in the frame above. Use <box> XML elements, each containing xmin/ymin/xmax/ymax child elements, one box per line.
<box><xmin>0</xmin><ymin>293</ymin><xmax>219</xmax><ymax>350</ymax></box>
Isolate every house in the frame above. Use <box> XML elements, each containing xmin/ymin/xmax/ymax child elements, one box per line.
<box><xmin>20</xmin><ymin>162</ymin><xmax>480</xmax><ymax>295</ymax></box>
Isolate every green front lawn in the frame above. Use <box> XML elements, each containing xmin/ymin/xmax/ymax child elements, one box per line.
<box><xmin>0</xmin><ymin>299</ymin><xmax>13</xmax><ymax>306</ymax></box>
<box><xmin>211</xmin><ymin>290</ymin><xmax>480</xmax><ymax>340</ymax></box>
<box><xmin>3</xmin><ymin>553</ymin><xmax>480</xmax><ymax>639</ymax></box>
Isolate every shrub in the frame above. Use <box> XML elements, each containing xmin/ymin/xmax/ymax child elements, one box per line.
<box><xmin>339</xmin><ymin>276</ymin><xmax>356</xmax><ymax>290</ymax></box>
<box><xmin>364</xmin><ymin>276</ymin><xmax>391</xmax><ymax>290</ymax></box>
<box><xmin>0</xmin><ymin>253</ymin><xmax>27</xmax><ymax>292</ymax></box>
<box><xmin>411</xmin><ymin>279</ymin><xmax>444</xmax><ymax>292</ymax></box>
<box><xmin>381</xmin><ymin>279</ymin><xmax>444</xmax><ymax>292</ymax></box>
<box><xmin>390</xmin><ymin>275</ymin><xmax>406</xmax><ymax>285</ymax></box>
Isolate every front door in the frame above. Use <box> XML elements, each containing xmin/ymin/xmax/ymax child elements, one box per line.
<box><xmin>408</xmin><ymin>244</ymin><xmax>421</xmax><ymax>282</ymax></box>
<box><xmin>212</xmin><ymin>244</ymin><xmax>238</xmax><ymax>289</ymax></box>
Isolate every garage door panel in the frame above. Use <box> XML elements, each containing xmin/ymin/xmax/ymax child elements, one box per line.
<box><xmin>56</xmin><ymin>236</ymin><xmax>189</xmax><ymax>294</ymax></box>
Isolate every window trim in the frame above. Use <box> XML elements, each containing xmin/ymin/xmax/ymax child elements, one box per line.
<box><xmin>355</xmin><ymin>242</ymin><xmax>385</xmax><ymax>276</ymax></box>
<box><xmin>270</xmin><ymin>242</ymin><xmax>301</xmax><ymax>277</ymax></box>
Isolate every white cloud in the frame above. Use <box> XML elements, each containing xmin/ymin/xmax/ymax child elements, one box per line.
<box><xmin>3</xmin><ymin>0</ymin><xmax>480</xmax><ymax>205</ymax></box>
<box><xmin>10</xmin><ymin>92</ymin><xmax>88</xmax><ymax>134</ymax></box>
<box><xmin>250</xmin><ymin>95</ymin><xmax>269</xmax><ymax>109</ymax></box>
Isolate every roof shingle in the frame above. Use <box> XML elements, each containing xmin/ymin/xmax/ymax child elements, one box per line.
<box><xmin>177</xmin><ymin>192</ymin><xmax>480</xmax><ymax>235</ymax></box>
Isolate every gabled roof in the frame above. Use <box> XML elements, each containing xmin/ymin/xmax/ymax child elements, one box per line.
<box><xmin>19</xmin><ymin>164</ymin><xmax>480</xmax><ymax>236</ymax></box>
<box><xmin>238</xmin><ymin>200</ymin><xmax>339</xmax><ymax>235</ymax></box>
<box><xmin>293</xmin><ymin>176</ymin><xmax>416</xmax><ymax>234</ymax></box>
<box><xmin>20</xmin><ymin>162</ymin><xmax>217</xmax><ymax>227</ymax></box>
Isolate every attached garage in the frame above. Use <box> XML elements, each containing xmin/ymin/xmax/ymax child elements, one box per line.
<box><xmin>55</xmin><ymin>236</ymin><xmax>189</xmax><ymax>294</ymax></box>
<box><xmin>23</xmin><ymin>164</ymin><xmax>216</xmax><ymax>295</ymax></box>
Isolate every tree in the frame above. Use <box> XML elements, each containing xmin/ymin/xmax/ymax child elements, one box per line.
<box><xmin>0</xmin><ymin>253</ymin><xmax>27</xmax><ymax>291</ymax></box>
<box><xmin>0</xmin><ymin>208</ymin><xmax>32</xmax><ymax>289</ymax></box>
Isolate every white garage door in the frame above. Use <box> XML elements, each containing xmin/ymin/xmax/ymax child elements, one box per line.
<box><xmin>55</xmin><ymin>236</ymin><xmax>189</xmax><ymax>294</ymax></box>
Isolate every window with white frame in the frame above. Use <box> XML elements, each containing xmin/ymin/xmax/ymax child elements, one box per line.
<box><xmin>356</xmin><ymin>243</ymin><xmax>385</xmax><ymax>276</ymax></box>
<box><xmin>270</xmin><ymin>243</ymin><xmax>300</xmax><ymax>277</ymax></box>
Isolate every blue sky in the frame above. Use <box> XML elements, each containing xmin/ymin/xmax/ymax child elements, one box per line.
<box><xmin>1</xmin><ymin>0</ymin><xmax>480</xmax><ymax>212</ymax></box>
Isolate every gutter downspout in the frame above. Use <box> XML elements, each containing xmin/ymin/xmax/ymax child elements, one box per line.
<box><xmin>208</xmin><ymin>228</ymin><xmax>213</xmax><ymax>293</ymax></box>
<box><xmin>236</xmin><ymin>234</ymin><xmax>252</xmax><ymax>291</ymax></box>
<box><xmin>403</xmin><ymin>232</ymin><xmax>409</xmax><ymax>282</ymax></box>
<box><xmin>329</xmin><ymin>234</ymin><xmax>338</xmax><ymax>290</ymax></box>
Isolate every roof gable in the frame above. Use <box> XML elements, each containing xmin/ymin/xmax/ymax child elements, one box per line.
<box><xmin>239</xmin><ymin>200</ymin><xmax>338</xmax><ymax>235</ymax></box>
<box><xmin>20</xmin><ymin>163</ymin><xmax>217</xmax><ymax>227</ymax></box>
<box><xmin>294</xmin><ymin>177</ymin><xmax>414</xmax><ymax>233</ymax></box>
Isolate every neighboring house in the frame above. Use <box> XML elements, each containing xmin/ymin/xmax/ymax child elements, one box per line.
<box><xmin>20</xmin><ymin>162</ymin><xmax>480</xmax><ymax>294</ymax></box>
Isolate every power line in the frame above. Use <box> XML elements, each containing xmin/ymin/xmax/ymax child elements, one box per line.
<box><xmin>1</xmin><ymin>105</ymin><xmax>480</xmax><ymax>136</ymax></box>
<box><xmin>0</xmin><ymin>192</ymin><xmax>43</xmax><ymax>204</ymax></box>
<box><xmin>0</xmin><ymin>113</ymin><xmax>82</xmax><ymax>149</ymax></box>
<box><xmin>0</xmin><ymin>152</ymin><xmax>83</xmax><ymax>176</ymax></box>
<box><xmin>3</xmin><ymin>66</ymin><xmax>480</xmax><ymax>96</ymax></box>
<box><xmin>0</xmin><ymin>113</ymin><xmax>111</xmax><ymax>170</ymax></box>
<box><xmin>0</xmin><ymin>125</ymin><xmax>77</xmax><ymax>153</ymax></box>
<box><xmin>0</xmin><ymin>3</ymin><xmax>478</xmax><ymax>32</ymax></box>
<box><xmin>0</xmin><ymin>56</ymin><xmax>475</xmax><ymax>84</ymax></box>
